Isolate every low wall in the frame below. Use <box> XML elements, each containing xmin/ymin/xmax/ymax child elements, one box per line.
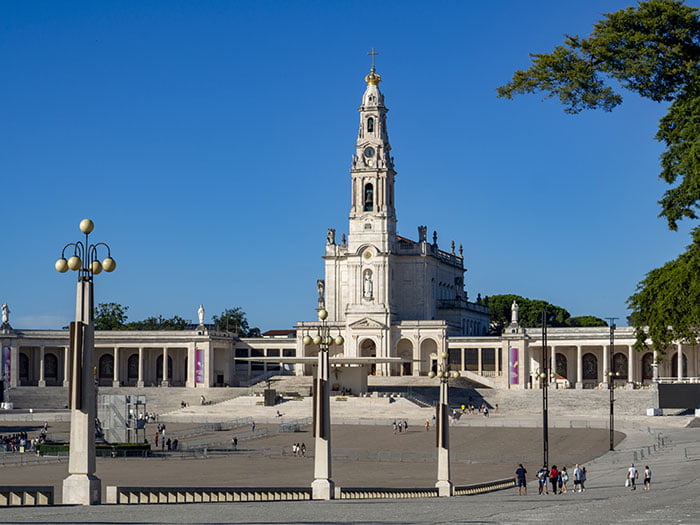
<box><xmin>0</xmin><ymin>486</ymin><xmax>54</xmax><ymax>506</ymax></box>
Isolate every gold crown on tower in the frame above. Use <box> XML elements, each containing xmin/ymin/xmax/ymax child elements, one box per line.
<box><xmin>365</xmin><ymin>67</ymin><xmax>381</xmax><ymax>85</ymax></box>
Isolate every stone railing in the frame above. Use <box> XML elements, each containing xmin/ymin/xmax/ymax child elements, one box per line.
<box><xmin>454</xmin><ymin>478</ymin><xmax>515</xmax><ymax>495</ymax></box>
<box><xmin>0</xmin><ymin>486</ymin><xmax>54</xmax><ymax>506</ymax></box>
<box><xmin>106</xmin><ymin>486</ymin><xmax>311</xmax><ymax>504</ymax></box>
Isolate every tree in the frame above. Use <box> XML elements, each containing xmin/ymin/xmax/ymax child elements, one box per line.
<box><xmin>94</xmin><ymin>302</ymin><xmax>128</xmax><ymax>330</ymax></box>
<box><xmin>126</xmin><ymin>315</ymin><xmax>188</xmax><ymax>331</ymax></box>
<box><xmin>497</xmin><ymin>0</ymin><xmax>700</xmax><ymax>351</ymax></box>
<box><xmin>212</xmin><ymin>307</ymin><xmax>260</xmax><ymax>337</ymax></box>
<box><xmin>487</xmin><ymin>294</ymin><xmax>571</xmax><ymax>334</ymax></box>
<box><xmin>566</xmin><ymin>315</ymin><xmax>608</xmax><ymax>327</ymax></box>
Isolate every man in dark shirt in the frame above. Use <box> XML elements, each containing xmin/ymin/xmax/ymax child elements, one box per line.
<box><xmin>515</xmin><ymin>464</ymin><xmax>527</xmax><ymax>495</ymax></box>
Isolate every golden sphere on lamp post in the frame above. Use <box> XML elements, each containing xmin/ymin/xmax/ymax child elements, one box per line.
<box><xmin>303</xmin><ymin>335</ymin><xmax>312</xmax><ymax>346</ymax></box>
<box><xmin>318</xmin><ymin>309</ymin><xmax>328</xmax><ymax>321</ymax></box>
<box><xmin>102</xmin><ymin>257</ymin><xmax>116</xmax><ymax>272</ymax></box>
<box><xmin>67</xmin><ymin>256</ymin><xmax>82</xmax><ymax>271</ymax></box>
<box><xmin>79</xmin><ymin>219</ymin><xmax>94</xmax><ymax>234</ymax></box>
<box><xmin>55</xmin><ymin>258</ymin><xmax>69</xmax><ymax>273</ymax></box>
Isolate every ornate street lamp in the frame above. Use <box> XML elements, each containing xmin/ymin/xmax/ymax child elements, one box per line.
<box><xmin>606</xmin><ymin>318</ymin><xmax>618</xmax><ymax>451</ymax></box>
<box><xmin>428</xmin><ymin>351</ymin><xmax>460</xmax><ymax>497</ymax></box>
<box><xmin>541</xmin><ymin>311</ymin><xmax>549</xmax><ymax>470</ymax></box>
<box><xmin>303</xmin><ymin>308</ymin><xmax>343</xmax><ymax>500</ymax></box>
<box><xmin>55</xmin><ymin>219</ymin><xmax>116</xmax><ymax>505</ymax></box>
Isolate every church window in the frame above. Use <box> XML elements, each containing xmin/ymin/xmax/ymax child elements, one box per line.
<box><xmin>363</xmin><ymin>183</ymin><xmax>374</xmax><ymax>211</ymax></box>
<box><xmin>367</xmin><ymin>117</ymin><xmax>374</xmax><ymax>132</ymax></box>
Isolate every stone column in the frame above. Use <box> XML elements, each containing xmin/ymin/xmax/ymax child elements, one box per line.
<box><xmin>9</xmin><ymin>346</ymin><xmax>19</xmax><ymax>387</ymax></box>
<box><xmin>602</xmin><ymin>345</ymin><xmax>609</xmax><ymax>386</ymax></box>
<box><xmin>652</xmin><ymin>350</ymin><xmax>659</xmax><ymax>382</ymax></box>
<box><xmin>627</xmin><ymin>345</ymin><xmax>635</xmax><ymax>388</ymax></box>
<box><xmin>477</xmin><ymin>348</ymin><xmax>482</xmax><ymax>376</ymax></box>
<box><xmin>677</xmin><ymin>343</ymin><xmax>683</xmax><ymax>381</ymax></box>
<box><xmin>311</xmin><ymin>344</ymin><xmax>333</xmax><ymax>500</ymax></box>
<box><xmin>460</xmin><ymin>348</ymin><xmax>465</xmax><ymax>372</ymax></box>
<box><xmin>550</xmin><ymin>345</ymin><xmax>557</xmax><ymax>386</ymax></box>
<box><xmin>112</xmin><ymin>347</ymin><xmax>120</xmax><ymax>387</ymax></box>
<box><xmin>435</xmin><ymin>374</ymin><xmax>453</xmax><ymax>497</ymax></box>
<box><xmin>495</xmin><ymin>347</ymin><xmax>500</xmax><ymax>377</ymax></box>
<box><xmin>186</xmin><ymin>343</ymin><xmax>196</xmax><ymax>388</ymax></box>
<box><xmin>161</xmin><ymin>348</ymin><xmax>169</xmax><ymax>387</ymax></box>
<box><xmin>63</xmin><ymin>279</ymin><xmax>101</xmax><ymax>505</ymax></box>
<box><xmin>63</xmin><ymin>346</ymin><xmax>70</xmax><ymax>387</ymax></box>
<box><xmin>137</xmin><ymin>347</ymin><xmax>144</xmax><ymax>388</ymax></box>
<box><xmin>38</xmin><ymin>346</ymin><xmax>46</xmax><ymax>387</ymax></box>
<box><xmin>576</xmin><ymin>345</ymin><xmax>583</xmax><ymax>389</ymax></box>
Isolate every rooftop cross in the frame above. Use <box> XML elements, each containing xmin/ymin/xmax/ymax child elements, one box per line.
<box><xmin>368</xmin><ymin>48</ymin><xmax>379</xmax><ymax>71</ymax></box>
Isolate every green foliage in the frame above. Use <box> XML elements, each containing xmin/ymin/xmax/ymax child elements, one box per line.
<box><xmin>37</xmin><ymin>442</ymin><xmax>150</xmax><ymax>456</ymax></box>
<box><xmin>212</xmin><ymin>307</ymin><xmax>260</xmax><ymax>337</ymax></box>
<box><xmin>94</xmin><ymin>302</ymin><xmax>128</xmax><ymax>330</ymax></box>
<box><xmin>497</xmin><ymin>0</ymin><xmax>700</xmax><ymax>351</ymax></box>
<box><xmin>628</xmin><ymin>229</ymin><xmax>700</xmax><ymax>351</ymax></box>
<box><xmin>565</xmin><ymin>315</ymin><xmax>609</xmax><ymax>327</ymax></box>
<box><xmin>487</xmin><ymin>294</ymin><xmax>571</xmax><ymax>334</ymax></box>
<box><xmin>126</xmin><ymin>315</ymin><xmax>188</xmax><ymax>331</ymax></box>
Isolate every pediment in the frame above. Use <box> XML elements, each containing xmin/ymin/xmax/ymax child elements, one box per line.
<box><xmin>349</xmin><ymin>317</ymin><xmax>386</xmax><ymax>330</ymax></box>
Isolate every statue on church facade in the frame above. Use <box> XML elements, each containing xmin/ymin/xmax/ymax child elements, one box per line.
<box><xmin>1</xmin><ymin>303</ymin><xmax>9</xmax><ymax>325</ymax></box>
<box><xmin>363</xmin><ymin>271</ymin><xmax>373</xmax><ymax>299</ymax></box>
<box><xmin>198</xmin><ymin>304</ymin><xmax>205</xmax><ymax>326</ymax></box>
<box><xmin>317</xmin><ymin>279</ymin><xmax>325</xmax><ymax>308</ymax></box>
<box><xmin>511</xmin><ymin>301</ymin><xmax>519</xmax><ymax>324</ymax></box>
<box><xmin>326</xmin><ymin>228</ymin><xmax>336</xmax><ymax>245</ymax></box>
<box><xmin>418</xmin><ymin>226</ymin><xmax>427</xmax><ymax>243</ymax></box>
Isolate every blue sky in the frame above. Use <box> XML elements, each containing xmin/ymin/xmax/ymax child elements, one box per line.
<box><xmin>1</xmin><ymin>1</ymin><xmax>696</xmax><ymax>330</ymax></box>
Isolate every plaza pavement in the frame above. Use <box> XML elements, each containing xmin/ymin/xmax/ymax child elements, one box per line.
<box><xmin>0</xmin><ymin>397</ymin><xmax>697</xmax><ymax>523</ymax></box>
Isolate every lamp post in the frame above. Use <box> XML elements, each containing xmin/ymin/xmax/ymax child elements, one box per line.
<box><xmin>303</xmin><ymin>309</ymin><xmax>343</xmax><ymax>500</ymax></box>
<box><xmin>55</xmin><ymin>219</ymin><xmax>116</xmax><ymax>505</ymax></box>
<box><xmin>428</xmin><ymin>350</ymin><xmax>460</xmax><ymax>497</ymax></box>
<box><xmin>606</xmin><ymin>318</ymin><xmax>618</xmax><ymax>452</ymax></box>
<box><xmin>541</xmin><ymin>311</ymin><xmax>549</xmax><ymax>470</ymax></box>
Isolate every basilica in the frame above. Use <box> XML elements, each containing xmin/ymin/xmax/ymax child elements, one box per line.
<box><xmin>1</xmin><ymin>64</ymin><xmax>698</xmax><ymax>397</ymax></box>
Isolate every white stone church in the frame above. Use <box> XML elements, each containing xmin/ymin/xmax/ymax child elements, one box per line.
<box><xmin>1</xmin><ymin>64</ymin><xmax>698</xmax><ymax>396</ymax></box>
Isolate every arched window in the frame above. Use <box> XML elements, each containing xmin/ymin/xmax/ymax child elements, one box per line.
<box><xmin>99</xmin><ymin>354</ymin><xmax>114</xmax><ymax>380</ymax></box>
<box><xmin>582</xmin><ymin>353</ymin><xmax>597</xmax><ymax>380</ymax></box>
<box><xmin>555</xmin><ymin>353</ymin><xmax>567</xmax><ymax>379</ymax></box>
<box><xmin>19</xmin><ymin>353</ymin><xmax>29</xmax><ymax>383</ymax></box>
<box><xmin>156</xmin><ymin>355</ymin><xmax>173</xmax><ymax>382</ymax></box>
<box><xmin>44</xmin><ymin>353</ymin><xmax>58</xmax><ymax>380</ymax></box>
<box><xmin>363</xmin><ymin>183</ymin><xmax>374</xmax><ymax>211</ymax></box>
<box><xmin>613</xmin><ymin>352</ymin><xmax>628</xmax><ymax>379</ymax></box>
<box><xmin>671</xmin><ymin>352</ymin><xmax>688</xmax><ymax>377</ymax></box>
<box><xmin>642</xmin><ymin>353</ymin><xmax>654</xmax><ymax>380</ymax></box>
<box><xmin>127</xmin><ymin>354</ymin><xmax>139</xmax><ymax>381</ymax></box>
<box><xmin>367</xmin><ymin>117</ymin><xmax>374</xmax><ymax>133</ymax></box>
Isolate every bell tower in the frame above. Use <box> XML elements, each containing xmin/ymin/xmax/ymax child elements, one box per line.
<box><xmin>348</xmin><ymin>52</ymin><xmax>397</xmax><ymax>254</ymax></box>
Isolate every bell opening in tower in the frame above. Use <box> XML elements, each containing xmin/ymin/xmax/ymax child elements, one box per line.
<box><xmin>363</xmin><ymin>183</ymin><xmax>374</xmax><ymax>212</ymax></box>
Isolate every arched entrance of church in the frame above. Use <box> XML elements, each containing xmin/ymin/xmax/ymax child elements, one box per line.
<box><xmin>642</xmin><ymin>353</ymin><xmax>654</xmax><ymax>381</ymax></box>
<box><xmin>360</xmin><ymin>339</ymin><xmax>377</xmax><ymax>375</ymax></box>
<box><xmin>396</xmin><ymin>339</ymin><xmax>413</xmax><ymax>376</ymax></box>
<box><xmin>671</xmin><ymin>352</ymin><xmax>688</xmax><ymax>377</ymax></box>
<box><xmin>156</xmin><ymin>355</ymin><xmax>173</xmax><ymax>385</ymax></box>
<box><xmin>98</xmin><ymin>354</ymin><xmax>114</xmax><ymax>386</ymax></box>
<box><xmin>420</xmin><ymin>339</ymin><xmax>438</xmax><ymax>376</ymax></box>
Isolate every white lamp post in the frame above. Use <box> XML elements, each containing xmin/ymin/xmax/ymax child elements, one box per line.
<box><xmin>304</xmin><ymin>308</ymin><xmax>343</xmax><ymax>500</ymax></box>
<box><xmin>55</xmin><ymin>219</ymin><xmax>116</xmax><ymax>505</ymax></box>
<box><xmin>428</xmin><ymin>351</ymin><xmax>460</xmax><ymax>497</ymax></box>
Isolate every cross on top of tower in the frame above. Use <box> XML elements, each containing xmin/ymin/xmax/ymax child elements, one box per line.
<box><xmin>368</xmin><ymin>48</ymin><xmax>379</xmax><ymax>72</ymax></box>
<box><xmin>365</xmin><ymin>48</ymin><xmax>381</xmax><ymax>86</ymax></box>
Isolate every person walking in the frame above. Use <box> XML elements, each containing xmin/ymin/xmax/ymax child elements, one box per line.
<box><xmin>537</xmin><ymin>465</ymin><xmax>549</xmax><ymax>495</ymax></box>
<box><xmin>643</xmin><ymin>466</ymin><xmax>651</xmax><ymax>490</ymax></box>
<box><xmin>627</xmin><ymin>463</ymin><xmax>639</xmax><ymax>490</ymax></box>
<box><xmin>560</xmin><ymin>466</ymin><xmax>569</xmax><ymax>493</ymax></box>
<box><xmin>573</xmin><ymin>464</ymin><xmax>583</xmax><ymax>493</ymax></box>
<box><xmin>515</xmin><ymin>464</ymin><xmax>527</xmax><ymax>496</ymax></box>
<box><xmin>581</xmin><ymin>466</ymin><xmax>587</xmax><ymax>492</ymax></box>
<box><xmin>549</xmin><ymin>464</ymin><xmax>559</xmax><ymax>495</ymax></box>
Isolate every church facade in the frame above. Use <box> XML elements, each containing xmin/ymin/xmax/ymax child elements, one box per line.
<box><xmin>2</xmin><ymin>65</ymin><xmax>699</xmax><ymax>396</ymax></box>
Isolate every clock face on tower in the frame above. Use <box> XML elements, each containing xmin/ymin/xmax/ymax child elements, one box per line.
<box><xmin>364</xmin><ymin>146</ymin><xmax>375</xmax><ymax>158</ymax></box>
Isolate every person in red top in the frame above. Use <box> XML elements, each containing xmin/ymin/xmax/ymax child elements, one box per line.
<box><xmin>549</xmin><ymin>465</ymin><xmax>559</xmax><ymax>494</ymax></box>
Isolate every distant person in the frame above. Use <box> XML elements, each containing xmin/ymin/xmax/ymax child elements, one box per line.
<box><xmin>573</xmin><ymin>464</ymin><xmax>583</xmax><ymax>493</ymax></box>
<box><xmin>580</xmin><ymin>466</ymin><xmax>587</xmax><ymax>492</ymax></box>
<box><xmin>537</xmin><ymin>465</ymin><xmax>549</xmax><ymax>495</ymax></box>
<box><xmin>251</xmin><ymin>422</ymin><xmax>256</xmax><ymax>433</ymax></box>
<box><xmin>627</xmin><ymin>464</ymin><xmax>638</xmax><ymax>490</ymax></box>
<box><xmin>231</xmin><ymin>437</ymin><xmax>238</xmax><ymax>450</ymax></box>
<box><xmin>515</xmin><ymin>464</ymin><xmax>527</xmax><ymax>496</ymax></box>
<box><xmin>403</xmin><ymin>420</ymin><xmax>408</xmax><ymax>432</ymax></box>
<box><xmin>560</xmin><ymin>466</ymin><xmax>569</xmax><ymax>493</ymax></box>
<box><xmin>172</xmin><ymin>438</ymin><xmax>178</xmax><ymax>450</ymax></box>
<box><xmin>643</xmin><ymin>466</ymin><xmax>651</xmax><ymax>490</ymax></box>
<box><xmin>424</xmin><ymin>420</ymin><xmax>430</xmax><ymax>431</ymax></box>
<box><xmin>549</xmin><ymin>465</ymin><xmax>559</xmax><ymax>494</ymax></box>
<box><xmin>166</xmin><ymin>438</ymin><xmax>172</xmax><ymax>451</ymax></box>
<box><xmin>200</xmin><ymin>395</ymin><xmax>206</xmax><ymax>405</ymax></box>
<box><xmin>301</xmin><ymin>443</ymin><xmax>306</xmax><ymax>457</ymax></box>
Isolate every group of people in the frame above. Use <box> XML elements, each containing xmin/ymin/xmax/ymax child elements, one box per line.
<box><xmin>0</xmin><ymin>422</ymin><xmax>50</xmax><ymax>453</ymax></box>
<box><xmin>291</xmin><ymin>442</ymin><xmax>306</xmax><ymax>456</ymax></box>
<box><xmin>392</xmin><ymin>420</ymin><xmax>409</xmax><ymax>434</ymax></box>
<box><xmin>515</xmin><ymin>463</ymin><xmax>587</xmax><ymax>495</ymax></box>
<box><xmin>626</xmin><ymin>463</ymin><xmax>651</xmax><ymax>491</ymax></box>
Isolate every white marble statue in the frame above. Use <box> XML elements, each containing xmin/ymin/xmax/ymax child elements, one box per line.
<box><xmin>363</xmin><ymin>272</ymin><xmax>373</xmax><ymax>299</ymax></box>
<box><xmin>511</xmin><ymin>301</ymin><xmax>519</xmax><ymax>324</ymax></box>
<box><xmin>198</xmin><ymin>304</ymin><xmax>205</xmax><ymax>325</ymax></box>
<box><xmin>1</xmin><ymin>303</ymin><xmax>9</xmax><ymax>324</ymax></box>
